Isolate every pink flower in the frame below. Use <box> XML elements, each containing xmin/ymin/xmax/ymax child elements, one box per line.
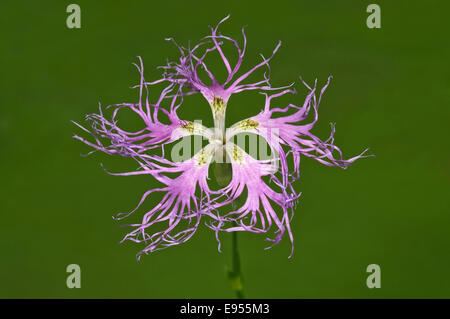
<box><xmin>73</xmin><ymin>16</ymin><xmax>371</xmax><ymax>260</ymax></box>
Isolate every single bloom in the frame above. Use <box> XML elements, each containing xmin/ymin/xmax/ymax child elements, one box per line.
<box><xmin>73</xmin><ymin>16</ymin><xmax>371</xmax><ymax>260</ymax></box>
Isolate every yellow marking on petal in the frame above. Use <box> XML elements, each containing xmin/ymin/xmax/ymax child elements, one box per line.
<box><xmin>180</xmin><ymin>121</ymin><xmax>208</xmax><ymax>136</ymax></box>
<box><xmin>211</xmin><ymin>96</ymin><xmax>226</xmax><ymax>114</ymax></box>
<box><xmin>195</xmin><ymin>147</ymin><xmax>212</xmax><ymax>166</ymax></box>
<box><xmin>197</xmin><ymin>156</ymin><xmax>207</xmax><ymax>166</ymax></box>
<box><xmin>238</xmin><ymin>119</ymin><xmax>259</xmax><ymax>130</ymax></box>
<box><xmin>231</xmin><ymin>145</ymin><xmax>244</xmax><ymax>163</ymax></box>
<box><xmin>181</xmin><ymin>121</ymin><xmax>195</xmax><ymax>133</ymax></box>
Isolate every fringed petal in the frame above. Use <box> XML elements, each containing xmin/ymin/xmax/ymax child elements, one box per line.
<box><xmin>207</xmin><ymin>143</ymin><xmax>295</xmax><ymax>257</ymax></box>
<box><xmin>111</xmin><ymin>144</ymin><xmax>219</xmax><ymax>260</ymax></box>
<box><xmin>73</xmin><ymin>57</ymin><xmax>214</xmax><ymax>161</ymax></box>
<box><xmin>156</xmin><ymin>15</ymin><xmax>290</xmax><ymax>106</ymax></box>
<box><xmin>227</xmin><ymin>77</ymin><xmax>372</xmax><ymax>185</ymax></box>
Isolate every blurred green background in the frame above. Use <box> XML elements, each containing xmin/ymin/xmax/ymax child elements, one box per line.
<box><xmin>1</xmin><ymin>0</ymin><xmax>449</xmax><ymax>298</ymax></box>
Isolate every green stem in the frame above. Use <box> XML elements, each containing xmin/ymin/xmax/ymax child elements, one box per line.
<box><xmin>213</xmin><ymin>162</ymin><xmax>245</xmax><ymax>298</ymax></box>
<box><xmin>230</xmin><ymin>230</ymin><xmax>245</xmax><ymax>299</ymax></box>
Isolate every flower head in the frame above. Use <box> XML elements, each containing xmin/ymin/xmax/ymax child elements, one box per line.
<box><xmin>73</xmin><ymin>16</ymin><xmax>371</xmax><ymax>260</ymax></box>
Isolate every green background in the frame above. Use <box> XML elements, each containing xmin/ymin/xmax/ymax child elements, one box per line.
<box><xmin>1</xmin><ymin>0</ymin><xmax>449</xmax><ymax>298</ymax></box>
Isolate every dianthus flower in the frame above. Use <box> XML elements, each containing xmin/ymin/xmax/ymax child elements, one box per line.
<box><xmin>73</xmin><ymin>16</ymin><xmax>370</xmax><ymax>261</ymax></box>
